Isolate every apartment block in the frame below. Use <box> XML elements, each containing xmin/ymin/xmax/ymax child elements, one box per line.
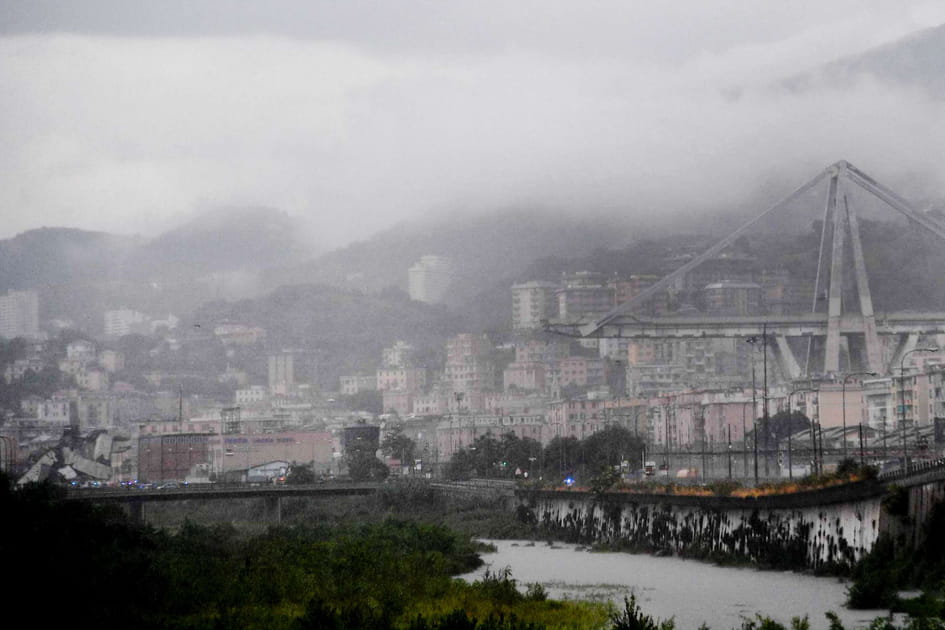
<box><xmin>445</xmin><ymin>333</ymin><xmax>496</xmax><ymax>396</ymax></box>
<box><xmin>382</xmin><ymin>340</ymin><xmax>416</xmax><ymax>368</ymax></box>
<box><xmin>556</xmin><ymin>271</ymin><xmax>615</xmax><ymax>322</ymax></box>
<box><xmin>376</xmin><ymin>367</ymin><xmax>427</xmax><ymax>393</ymax></box>
<box><xmin>408</xmin><ymin>255</ymin><xmax>454</xmax><ymax>304</ymax></box>
<box><xmin>268</xmin><ymin>351</ymin><xmax>295</xmax><ymax>396</ymax></box>
<box><xmin>235</xmin><ymin>385</ymin><xmax>269</xmax><ymax>405</ymax></box>
<box><xmin>340</xmin><ymin>373</ymin><xmax>378</xmax><ymax>395</ymax></box>
<box><xmin>104</xmin><ymin>308</ymin><xmax>150</xmax><ymax>338</ymax></box>
<box><xmin>511</xmin><ymin>281</ymin><xmax>559</xmax><ymax>330</ymax></box>
<box><xmin>0</xmin><ymin>289</ymin><xmax>39</xmax><ymax>340</ymax></box>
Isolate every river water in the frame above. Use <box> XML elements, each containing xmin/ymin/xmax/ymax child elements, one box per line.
<box><xmin>461</xmin><ymin>540</ymin><xmax>891</xmax><ymax>630</ymax></box>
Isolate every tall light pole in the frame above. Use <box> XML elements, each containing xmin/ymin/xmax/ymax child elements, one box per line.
<box><xmin>741</xmin><ymin>401</ymin><xmax>749</xmax><ymax>478</ymax></box>
<box><xmin>900</xmin><ymin>347</ymin><xmax>937</xmax><ymax>472</ymax></box>
<box><xmin>842</xmin><ymin>371</ymin><xmax>877</xmax><ymax>463</ymax></box>
<box><xmin>788</xmin><ymin>385</ymin><xmax>814</xmax><ymax>480</ymax></box>
<box><xmin>746</xmin><ymin>326</ymin><xmax>768</xmax><ymax>483</ymax></box>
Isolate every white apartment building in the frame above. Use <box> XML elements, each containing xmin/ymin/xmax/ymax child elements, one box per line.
<box><xmin>408</xmin><ymin>255</ymin><xmax>454</xmax><ymax>304</ymax></box>
<box><xmin>235</xmin><ymin>385</ymin><xmax>269</xmax><ymax>405</ymax></box>
<box><xmin>383</xmin><ymin>340</ymin><xmax>415</xmax><ymax>368</ymax></box>
<box><xmin>0</xmin><ymin>289</ymin><xmax>39</xmax><ymax>339</ymax></box>
<box><xmin>511</xmin><ymin>281</ymin><xmax>558</xmax><ymax>330</ymax></box>
<box><xmin>104</xmin><ymin>308</ymin><xmax>150</xmax><ymax>338</ymax></box>
<box><xmin>66</xmin><ymin>339</ymin><xmax>96</xmax><ymax>362</ymax></box>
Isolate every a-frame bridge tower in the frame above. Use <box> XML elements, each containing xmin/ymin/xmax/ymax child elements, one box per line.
<box><xmin>552</xmin><ymin>161</ymin><xmax>945</xmax><ymax>379</ymax></box>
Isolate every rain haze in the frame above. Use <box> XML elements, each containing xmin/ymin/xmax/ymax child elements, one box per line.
<box><xmin>9</xmin><ymin>6</ymin><xmax>945</xmax><ymax>626</ymax></box>
<box><xmin>2</xmin><ymin>1</ymin><xmax>945</xmax><ymax>250</ymax></box>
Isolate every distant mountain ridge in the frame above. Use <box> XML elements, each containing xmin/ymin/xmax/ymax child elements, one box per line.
<box><xmin>782</xmin><ymin>22</ymin><xmax>945</xmax><ymax>97</ymax></box>
<box><xmin>0</xmin><ymin>208</ymin><xmax>313</xmax><ymax>332</ymax></box>
<box><xmin>0</xmin><ymin>227</ymin><xmax>139</xmax><ymax>290</ymax></box>
<box><xmin>0</xmin><ymin>207</ymin><xmax>310</xmax><ymax>290</ymax></box>
<box><xmin>137</xmin><ymin>206</ymin><xmax>310</xmax><ymax>276</ymax></box>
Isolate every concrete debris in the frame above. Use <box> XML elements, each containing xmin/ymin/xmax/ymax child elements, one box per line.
<box><xmin>93</xmin><ymin>433</ymin><xmax>113</xmax><ymax>461</ymax></box>
<box><xmin>58</xmin><ymin>465</ymin><xmax>77</xmax><ymax>480</ymax></box>
<box><xmin>18</xmin><ymin>451</ymin><xmax>57</xmax><ymax>485</ymax></box>
<box><xmin>17</xmin><ymin>427</ymin><xmax>129</xmax><ymax>486</ymax></box>
<box><xmin>70</xmin><ymin>455</ymin><xmax>111</xmax><ymax>479</ymax></box>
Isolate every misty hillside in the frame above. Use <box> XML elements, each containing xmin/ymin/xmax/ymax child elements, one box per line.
<box><xmin>264</xmin><ymin>209</ymin><xmax>633</xmax><ymax>302</ymax></box>
<box><xmin>135</xmin><ymin>206</ymin><xmax>312</xmax><ymax>277</ymax></box>
<box><xmin>193</xmin><ymin>284</ymin><xmax>468</xmax><ymax>387</ymax></box>
<box><xmin>783</xmin><ymin>22</ymin><xmax>945</xmax><ymax>97</ymax></box>
<box><xmin>0</xmin><ymin>207</ymin><xmax>310</xmax><ymax>290</ymax></box>
<box><xmin>0</xmin><ymin>208</ymin><xmax>313</xmax><ymax>333</ymax></box>
<box><xmin>0</xmin><ymin>228</ymin><xmax>139</xmax><ymax>290</ymax></box>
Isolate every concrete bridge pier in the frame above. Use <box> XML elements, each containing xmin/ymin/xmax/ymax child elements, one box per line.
<box><xmin>125</xmin><ymin>499</ymin><xmax>146</xmax><ymax>525</ymax></box>
<box><xmin>263</xmin><ymin>496</ymin><xmax>282</xmax><ymax>524</ymax></box>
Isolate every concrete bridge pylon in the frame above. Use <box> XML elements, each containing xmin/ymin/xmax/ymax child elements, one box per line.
<box><xmin>558</xmin><ymin>160</ymin><xmax>945</xmax><ymax>378</ymax></box>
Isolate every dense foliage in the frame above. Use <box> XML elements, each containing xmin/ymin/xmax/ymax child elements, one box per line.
<box><xmin>446</xmin><ymin>427</ymin><xmax>644</xmax><ymax>485</ymax></box>
<box><xmin>1</xmin><ymin>474</ymin><xmax>607</xmax><ymax>629</ymax></box>
<box><xmin>381</xmin><ymin>425</ymin><xmax>418</xmax><ymax>465</ymax></box>
<box><xmin>847</xmin><ymin>499</ymin><xmax>945</xmax><ymax>617</ymax></box>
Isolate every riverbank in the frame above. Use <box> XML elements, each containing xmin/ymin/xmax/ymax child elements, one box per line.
<box><xmin>132</xmin><ymin>478</ymin><xmax>945</xmax><ymax>625</ymax></box>
<box><xmin>462</xmin><ymin>539</ymin><xmax>890</xmax><ymax>630</ymax></box>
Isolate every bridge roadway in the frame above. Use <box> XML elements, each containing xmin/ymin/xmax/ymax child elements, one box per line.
<box><xmin>587</xmin><ymin>311</ymin><xmax>945</xmax><ymax>339</ymax></box>
<box><xmin>63</xmin><ymin>479</ymin><xmax>518</xmax><ymax>523</ymax></box>
<box><xmin>65</xmin><ymin>481</ymin><xmax>381</xmax><ymax>504</ymax></box>
<box><xmin>63</xmin><ymin>462</ymin><xmax>944</xmax><ymax>507</ymax></box>
<box><xmin>62</xmin><ymin>463</ymin><xmax>945</xmax><ymax>528</ymax></box>
<box><xmin>65</xmin><ymin>481</ymin><xmax>382</xmax><ymax>523</ymax></box>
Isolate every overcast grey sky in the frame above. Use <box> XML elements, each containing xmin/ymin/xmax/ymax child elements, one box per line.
<box><xmin>2</xmin><ymin>1</ymin><xmax>944</xmax><ymax>250</ymax></box>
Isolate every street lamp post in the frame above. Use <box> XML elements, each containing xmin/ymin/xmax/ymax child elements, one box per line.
<box><xmin>788</xmin><ymin>385</ymin><xmax>814</xmax><ymax>480</ymax></box>
<box><xmin>751</xmin><ymin>349</ymin><xmax>758</xmax><ymax>483</ymax></box>
<box><xmin>842</xmin><ymin>371</ymin><xmax>877</xmax><ymax>464</ymax></box>
<box><xmin>746</xmin><ymin>326</ymin><xmax>768</xmax><ymax>483</ymax></box>
<box><xmin>741</xmin><ymin>402</ymin><xmax>749</xmax><ymax>478</ymax></box>
<box><xmin>900</xmin><ymin>347</ymin><xmax>937</xmax><ymax>472</ymax></box>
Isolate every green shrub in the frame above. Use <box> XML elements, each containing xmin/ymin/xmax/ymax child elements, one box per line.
<box><xmin>610</xmin><ymin>594</ymin><xmax>675</xmax><ymax>630</ymax></box>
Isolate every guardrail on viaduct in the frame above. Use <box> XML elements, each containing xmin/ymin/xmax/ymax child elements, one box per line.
<box><xmin>65</xmin><ymin>481</ymin><xmax>381</xmax><ymax>524</ymax></box>
<box><xmin>63</xmin><ymin>462</ymin><xmax>945</xmax><ymax>568</ymax></box>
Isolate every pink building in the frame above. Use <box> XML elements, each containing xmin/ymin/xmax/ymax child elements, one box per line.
<box><xmin>413</xmin><ymin>391</ymin><xmax>449</xmax><ymax>416</ymax></box>
<box><xmin>340</xmin><ymin>373</ymin><xmax>377</xmax><ymax>395</ymax></box>
<box><xmin>503</xmin><ymin>362</ymin><xmax>546</xmax><ymax>391</ymax></box>
<box><xmin>547</xmin><ymin>397</ymin><xmax>608</xmax><ymax>439</ymax></box>
<box><xmin>445</xmin><ymin>334</ymin><xmax>496</xmax><ymax>396</ymax></box>
<box><xmin>515</xmin><ymin>339</ymin><xmax>570</xmax><ymax>364</ymax></box>
<box><xmin>376</xmin><ymin>367</ymin><xmax>427</xmax><ymax>392</ymax></box>
<box><xmin>555</xmin><ymin>356</ymin><xmax>604</xmax><ymax>388</ymax></box>
<box><xmin>701</xmin><ymin>397</ymin><xmax>754</xmax><ymax>444</ymax></box>
<box><xmin>482</xmin><ymin>392</ymin><xmax>548</xmax><ymax>417</ymax></box>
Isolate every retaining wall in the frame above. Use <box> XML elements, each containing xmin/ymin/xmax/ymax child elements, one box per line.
<box><xmin>517</xmin><ymin>482</ymin><xmax>887</xmax><ymax>572</ymax></box>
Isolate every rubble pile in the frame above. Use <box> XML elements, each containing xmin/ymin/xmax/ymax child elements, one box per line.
<box><xmin>17</xmin><ymin>428</ymin><xmax>130</xmax><ymax>486</ymax></box>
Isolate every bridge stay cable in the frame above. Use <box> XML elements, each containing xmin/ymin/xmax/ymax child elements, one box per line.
<box><xmin>544</xmin><ymin>160</ymin><xmax>945</xmax><ymax>377</ymax></box>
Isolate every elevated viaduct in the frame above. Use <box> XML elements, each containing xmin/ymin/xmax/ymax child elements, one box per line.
<box><xmin>65</xmin><ymin>463</ymin><xmax>945</xmax><ymax>572</ymax></box>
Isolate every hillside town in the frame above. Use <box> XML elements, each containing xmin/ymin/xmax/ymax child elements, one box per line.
<box><xmin>3</xmin><ymin>237</ymin><xmax>945</xmax><ymax>488</ymax></box>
